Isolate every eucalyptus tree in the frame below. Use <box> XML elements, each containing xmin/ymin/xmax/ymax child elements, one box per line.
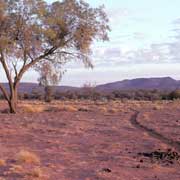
<box><xmin>0</xmin><ymin>0</ymin><xmax>110</xmax><ymax>113</ymax></box>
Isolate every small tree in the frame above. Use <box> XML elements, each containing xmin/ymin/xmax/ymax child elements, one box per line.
<box><xmin>37</xmin><ymin>62</ymin><xmax>63</xmax><ymax>102</ymax></box>
<box><xmin>82</xmin><ymin>82</ymin><xmax>98</xmax><ymax>100</ymax></box>
<box><xmin>0</xmin><ymin>0</ymin><xmax>110</xmax><ymax>113</ymax></box>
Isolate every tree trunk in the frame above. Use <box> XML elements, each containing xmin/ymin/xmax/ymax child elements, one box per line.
<box><xmin>8</xmin><ymin>99</ymin><xmax>17</xmax><ymax>113</ymax></box>
<box><xmin>8</xmin><ymin>87</ymin><xmax>18</xmax><ymax>114</ymax></box>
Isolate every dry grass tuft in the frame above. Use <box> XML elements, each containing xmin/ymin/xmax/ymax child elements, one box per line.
<box><xmin>27</xmin><ymin>167</ymin><xmax>42</xmax><ymax>178</ymax></box>
<box><xmin>153</xmin><ymin>105</ymin><xmax>162</xmax><ymax>110</ymax></box>
<box><xmin>9</xmin><ymin>164</ymin><xmax>24</xmax><ymax>174</ymax></box>
<box><xmin>21</xmin><ymin>102</ymin><xmax>79</xmax><ymax>113</ymax></box>
<box><xmin>78</xmin><ymin>106</ymin><xmax>89</xmax><ymax>112</ymax></box>
<box><xmin>98</xmin><ymin>106</ymin><xmax>107</xmax><ymax>113</ymax></box>
<box><xmin>21</xmin><ymin>104</ymin><xmax>46</xmax><ymax>113</ymax></box>
<box><xmin>60</xmin><ymin>105</ymin><xmax>78</xmax><ymax>112</ymax></box>
<box><xmin>17</xmin><ymin>150</ymin><xmax>40</xmax><ymax>165</ymax></box>
<box><xmin>45</xmin><ymin>106</ymin><xmax>60</xmax><ymax>112</ymax></box>
<box><xmin>108</xmin><ymin>108</ymin><xmax>118</xmax><ymax>113</ymax></box>
<box><xmin>0</xmin><ymin>159</ymin><xmax>6</xmax><ymax>166</ymax></box>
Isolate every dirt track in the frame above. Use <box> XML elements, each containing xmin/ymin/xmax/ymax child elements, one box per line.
<box><xmin>130</xmin><ymin>110</ymin><xmax>180</xmax><ymax>152</ymax></box>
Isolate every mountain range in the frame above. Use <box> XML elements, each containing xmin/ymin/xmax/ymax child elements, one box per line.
<box><xmin>96</xmin><ymin>77</ymin><xmax>180</xmax><ymax>92</ymax></box>
<box><xmin>0</xmin><ymin>77</ymin><xmax>180</xmax><ymax>94</ymax></box>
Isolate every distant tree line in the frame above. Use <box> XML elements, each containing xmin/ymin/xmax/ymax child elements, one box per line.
<box><xmin>1</xmin><ymin>88</ymin><xmax>180</xmax><ymax>101</ymax></box>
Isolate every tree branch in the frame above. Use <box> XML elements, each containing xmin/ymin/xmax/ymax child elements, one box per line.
<box><xmin>0</xmin><ymin>51</ymin><xmax>14</xmax><ymax>92</ymax></box>
<box><xmin>14</xmin><ymin>46</ymin><xmax>57</xmax><ymax>86</ymax></box>
<box><xmin>12</xmin><ymin>62</ymin><xmax>18</xmax><ymax>78</ymax></box>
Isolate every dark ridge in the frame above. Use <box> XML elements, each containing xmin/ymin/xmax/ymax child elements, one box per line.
<box><xmin>96</xmin><ymin>77</ymin><xmax>180</xmax><ymax>92</ymax></box>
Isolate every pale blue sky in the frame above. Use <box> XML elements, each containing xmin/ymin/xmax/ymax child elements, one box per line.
<box><xmin>1</xmin><ymin>0</ymin><xmax>180</xmax><ymax>86</ymax></box>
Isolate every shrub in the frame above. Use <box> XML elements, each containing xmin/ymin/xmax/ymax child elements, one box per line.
<box><xmin>16</xmin><ymin>150</ymin><xmax>40</xmax><ymax>164</ymax></box>
<box><xmin>169</xmin><ymin>90</ymin><xmax>180</xmax><ymax>100</ymax></box>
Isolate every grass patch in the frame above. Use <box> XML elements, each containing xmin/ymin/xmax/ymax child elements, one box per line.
<box><xmin>16</xmin><ymin>150</ymin><xmax>40</xmax><ymax>165</ymax></box>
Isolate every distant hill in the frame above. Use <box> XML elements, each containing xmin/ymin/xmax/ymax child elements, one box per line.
<box><xmin>96</xmin><ymin>77</ymin><xmax>180</xmax><ymax>92</ymax></box>
<box><xmin>0</xmin><ymin>77</ymin><xmax>180</xmax><ymax>94</ymax></box>
<box><xmin>0</xmin><ymin>83</ymin><xmax>79</xmax><ymax>94</ymax></box>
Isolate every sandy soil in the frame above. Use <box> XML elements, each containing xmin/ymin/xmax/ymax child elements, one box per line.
<box><xmin>0</xmin><ymin>100</ymin><xmax>179</xmax><ymax>180</ymax></box>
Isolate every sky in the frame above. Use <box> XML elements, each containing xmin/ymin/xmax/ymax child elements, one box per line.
<box><xmin>2</xmin><ymin>0</ymin><xmax>180</xmax><ymax>86</ymax></box>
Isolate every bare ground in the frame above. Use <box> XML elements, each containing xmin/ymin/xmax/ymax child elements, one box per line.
<box><xmin>0</xmin><ymin>100</ymin><xmax>179</xmax><ymax>180</ymax></box>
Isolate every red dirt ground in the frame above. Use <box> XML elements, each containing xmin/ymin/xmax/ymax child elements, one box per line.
<box><xmin>0</xmin><ymin>100</ymin><xmax>179</xmax><ymax>180</ymax></box>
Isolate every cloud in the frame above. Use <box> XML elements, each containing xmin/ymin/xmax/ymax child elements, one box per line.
<box><xmin>172</xmin><ymin>18</ymin><xmax>180</xmax><ymax>25</ymax></box>
<box><xmin>167</xmin><ymin>41</ymin><xmax>180</xmax><ymax>61</ymax></box>
<box><xmin>133</xmin><ymin>32</ymin><xmax>146</xmax><ymax>40</ymax></box>
<box><xmin>90</xmin><ymin>41</ymin><xmax>174</xmax><ymax>68</ymax></box>
<box><xmin>103</xmin><ymin>48</ymin><xmax>122</xmax><ymax>58</ymax></box>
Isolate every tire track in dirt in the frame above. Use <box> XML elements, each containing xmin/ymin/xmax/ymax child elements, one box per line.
<box><xmin>130</xmin><ymin>110</ymin><xmax>180</xmax><ymax>152</ymax></box>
